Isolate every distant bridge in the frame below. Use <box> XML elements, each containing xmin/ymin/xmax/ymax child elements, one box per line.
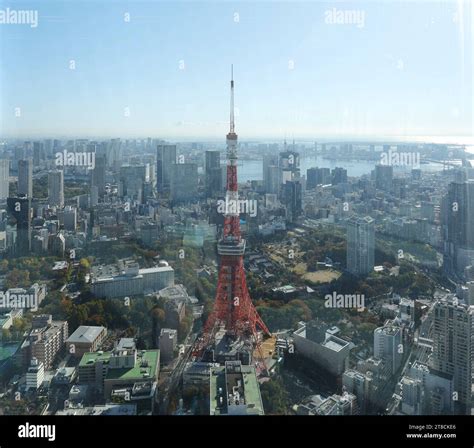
<box><xmin>424</xmin><ymin>159</ymin><xmax>463</xmax><ymax>168</ymax></box>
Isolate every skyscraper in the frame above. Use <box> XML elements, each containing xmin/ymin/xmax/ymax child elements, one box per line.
<box><xmin>205</xmin><ymin>150</ymin><xmax>220</xmax><ymax>173</ymax></box>
<box><xmin>63</xmin><ymin>206</ymin><xmax>77</xmax><ymax>231</ymax></box>
<box><xmin>48</xmin><ymin>170</ymin><xmax>64</xmax><ymax>208</ymax></box>
<box><xmin>91</xmin><ymin>155</ymin><xmax>106</xmax><ymax>198</ymax></box>
<box><xmin>373</xmin><ymin>324</ymin><xmax>402</xmax><ymax>375</ymax></box>
<box><xmin>375</xmin><ymin>164</ymin><xmax>393</xmax><ymax>192</ymax></box>
<box><xmin>205</xmin><ymin>151</ymin><xmax>222</xmax><ymax>198</ymax></box>
<box><xmin>156</xmin><ymin>144</ymin><xmax>176</xmax><ymax>194</ymax></box>
<box><xmin>18</xmin><ymin>159</ymin><xmax>33</xmax><ymax>198</ymax></box>
<box><xmin>106</xmin><ymin>138</ymin><xmax>122</xmax><ymax>169</ymax></box>
<box><xmin>346</xmin><ymin>215</ymin><xmax>375</xmax><ymax>276</ymax></box>
<box><xmin>307</xmin><ymin>167</ymin><xmax>331</xmax><ymax>189</ymax></box>
<box><xmin>332</xmin><ymin>167</ymin><xmax>348</xmax><ymax>185</ymax></box>
<box><xmin>7</xmin><ymin>196</ymin><xmax>31</xmax><ymax>256</ymax></box>
<box><xmin>281</xmin><ymin>180</ymin><xmax>302</xmax><ymax>223</ymax></box>
<box><xmin>170</xmin><ymin>163</ymin><xmax>198</xmax><ymax>203</ymax></box>
<box><xmin>0</xmin><ymin>159</ymin><xmax>9</xmax><ymax>200</ymax></box>
<box><xmin>263</xmin><ymin>154</ymin><xmax>280</xmax><ymax>194</ymax></box>
<box><xmin>443</xmin><ymin>180</ymin><xmax>474</xmax><ymax>276</ymax></box>
<box><xmin>119</xmin><ymin>165</ymin><xmax>147</xmax><ymax>201</ymax></box>
<box><xmin>33</xmin><ymin>141</ymin><xmax>43</xmax><ymax>166</ymax></box>
<box><xmin>430</xmin><ymin>297</ymin><xmax>474</xmax><ymax>413</ymax></box>
<box><xmin>14</xmin><ymin>146</ymin><xmax>26</xmax><ymax>166</ymax></box>
<box><xmin>279</xmin><ymin>149</ymin><xmax>300</xmax><ymax>185</ymax></box>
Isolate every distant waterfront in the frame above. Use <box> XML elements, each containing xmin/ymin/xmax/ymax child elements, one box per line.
<box><xmin>238</xmin><ymin>155</ymin><xmax>472</xmax><ymax>184</ymax></box>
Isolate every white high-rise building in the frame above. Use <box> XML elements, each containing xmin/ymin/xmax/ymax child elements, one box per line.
<box><xmin>347</xmin><ymin>215</ymin><xmax>375</xmax><ymax>276</ymax></box>
<box><xmin>430</xmin><ymin>296</ymin><xmax>474</xmax><ymax>413</ymax></box>
<box><xmin>48</xmin><ymin>170</ymin><xmax>64</xmax><ymax>208</ymax></box>
<box><xmin>26</xmin><ymin>357</ymin><xmax>45</xmax><ymax>390</ymax></box>
<box><xmin>0</xmin><ymin>159</ymin><xmax>10</xmax><ymax>200</ymax></box>
<box><xmin>374</xmin><ymin>324</ymin><xmax>402</xmax><ymax>375</ymax></box>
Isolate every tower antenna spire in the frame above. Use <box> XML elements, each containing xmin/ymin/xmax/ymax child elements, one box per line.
<box><xmin>230</xmin><ymin>64</ymin><xmax>235</xmax><ymax>134</ymax></box>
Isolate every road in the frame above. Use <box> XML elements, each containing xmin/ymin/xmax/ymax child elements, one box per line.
<box><xmin>157</xmin><ymin>332</ymin><xmax>196</xmax><ymax>414</ymax></box>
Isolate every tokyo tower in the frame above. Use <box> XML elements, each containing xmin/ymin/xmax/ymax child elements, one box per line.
<box><xmin>194</xmin><ymin>67</ymin><xmax>271</xmax><ymax>359</ymax></box>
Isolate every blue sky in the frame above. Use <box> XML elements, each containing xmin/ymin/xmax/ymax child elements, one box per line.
<box><xmin>0</xmin><ymin>0</ymin><xmax>472</xmax><ymax>140</ymax></box>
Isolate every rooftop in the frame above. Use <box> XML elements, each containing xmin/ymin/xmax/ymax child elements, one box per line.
<box><xmin>210</xmin><ymin>362</ymin><xmax>264</xmax><ymax>415</ymax></box>
<box><xmin>116</xmin><ymin>338</ymin><xmax>135</xmax><ymax>351</ymax></box>
<box><xmin>79</xmin><ymin>351</ymin><xmax>111</xmax><ymax>367</ymax></box>
<box><xmin>66</xmin><ymin>326</ymin><xmax>105</xmax><ymax>344</ymax></box>
<box><xmin>323</xmin><ymin>337</ymin><xmax>349</xmax><ymax>352</ymax></box>
<box><xmin>56</xmin><ymin>404</ymin><xmax>137</xmax><ymax>416</ymax></box>
<box><xmin>79</xmin><ymin>349</ymin><xmax>159</xmax><ymax>381</ymax></box>
<box><xmin>106</xmin><ymin>350</ymin><xmax>159</xmax><ymax>381</ymax></box>
<box><xmin>92</xmin><ymin>263</ymin><xmax>174</xmax><ymax>284</ymax></box>
<box><xmin>158</xmin><ymin>284</ymin><xmax>189</xmax><ymax>300</ymax></box>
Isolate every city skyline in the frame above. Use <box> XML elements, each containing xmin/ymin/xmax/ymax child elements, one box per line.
<box><xmin>0</xmin><ymin>0</ymin><xmax>472</xmax><ymax>140</ymax></box>
<box><xmin>1</xmin><ymin>0</ymin><xmax>474</xmax><ymax>431</ymax></box>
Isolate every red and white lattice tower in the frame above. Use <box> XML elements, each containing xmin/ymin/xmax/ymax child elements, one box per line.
<box><xmin>194</xmin><ymin>67</ymin><xmax>270</xmax><ymax>356</ymax></box>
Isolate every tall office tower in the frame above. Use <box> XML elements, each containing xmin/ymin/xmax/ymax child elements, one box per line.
<box><xmin>430</xmin><ymin>297</ymin><xmax>474</xmax><ymax>413</ymax></box>
<box><xmin>194</xmin><ymin>70</ymin><xmax>270</xmax><ymax>359</ymax></box>
<box><xmin>263</xmin><ymin>154</ymin><xmax>280</xmax><ymax>194</ymax></box>
<box><xmin>306</xmin><ymin>167</ymin><xmax>331</xmax><ymax>189</ymax></box>
<box><xmin>48</xmin><ymin>170</ymin><xmax>64</xmax><ymax>208</ymax></box>
<box><xmin>0</xmin><ymin>159</ymin><xmax>9</xmax><ymax>200</ymax></box>
<box><xmin>119</xmin><ymin>164</ymin><xmax>147</xmax><ymax>201</ymax></box>
<box><xmin>373</xmin><ymin>324</ymin><xmax>402</xmax><ymax>375</ymax></box>
<box><xmin>205</xmin><ymin>151</ymin><xmax>222</xmax><ymax>197</ymax></box>
<box><xmin>443</xmin><ymin>180</ymin><xmax>474</xmax><ymax>276</ymax></box>
<box><xmin>170</xmin><ymin>163</ymin><xmax>198</xmax><ymax>203</ymax></box>
<box><xmin>18</xmin><ymin>159</ymin><xmax>33</xmax><ymax>198</ymax></box>
<box><xmin>91</xmin><ymin>155</ymin><xmax>106</xmax><ymax>198</ymax></box>
<box><xmin>205</xmin><ymin>150</ymin><xmax>220</xmax><ymax>174</ymax></box>
<box><xmin>279</xmin><ymin>149</ymin><xmax>300</xmax><ymax>184</ymax></box>
<box><xmin>62</xmin><ymin>206</ymin><xmax>77</xmax><ymax>231</ymax></box>
<box><xmin>332</xmin><ymin>167</ymin><xmax>348</xmax><ymax>185</ymax></box>
<box><xmin>7</xmin><ymin>196</ymin><xmax>31</xmax><ymax>256</ymax></box>
<box><xmin>281</xmin><ymin>180</ymin><xmax>302</xmax><ymax>223</ymax></box>
<box><xmin>156</xmin><ymin>144</ymin><xmax>176</xmax><ymax>194</ymax></box>
<box><xmin>33</xmin><ymin>141</ymin><xmax>44</xmax><ymax>166</ymax></box>
<box><xmin>306</xmin><ymin>168</ymin><xmax>318</xmax><ymax>190</ymax></box>
<box><xmin>15</xmin><ymin>146</ymin><xmax>26</xmax><ymax>166</ymax></box>
<box><xmin>375</xmin><ymin>164</ymin><xmax>393</xmax><ymax>192</ymax></box>
<box><xmin>44</xmin><ymin>139</ymin><xmax>53</xmax><ymax>158</ymax></box>
<box><xmin>404</xmin><ymin>361</ymin><xmax>454</xmax><ymax>415</ymax></box>
<box><xmin>106</xmin><ymin>138</ymin><xmax>122</xmax><ymax>169</ymax></box>
<box><xmin>346</xmin><ymin>215</ymin><xmax>375</xmax><ymax>276</ymax></box>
